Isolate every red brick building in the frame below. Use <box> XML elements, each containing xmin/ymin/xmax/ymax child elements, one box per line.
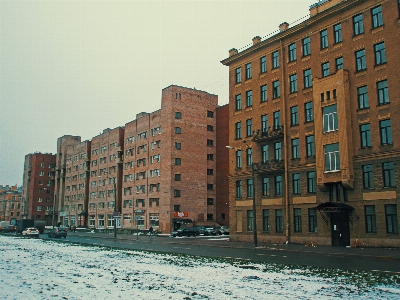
<box><xmin>0</xmin><ymin>185</ymin><xmax>23</xmax><ymax>224</ymax></box>
<box><xmin>22</xmin><ymin>153</ymin><xmax>56</xmax><ymax>225</ymax></box>
<box><xmin>222</xmin><ymin>0</ymin><xmax>400</xmax><ymax>247</ymax></box>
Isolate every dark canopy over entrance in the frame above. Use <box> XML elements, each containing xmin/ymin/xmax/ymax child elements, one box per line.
<box><xmin>315</xmin><ymin>202</ymin><xmax>354</xmax><ymax>213</ymax></box>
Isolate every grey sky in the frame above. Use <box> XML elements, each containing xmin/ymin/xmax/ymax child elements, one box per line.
<box><xmin>0</xmin><ymin>0</ymin><xmax>313</xmax><ymax>185</ymax></box>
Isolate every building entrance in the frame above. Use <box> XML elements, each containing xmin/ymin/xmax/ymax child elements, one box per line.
<box><xmin>330</xmin><ymin>211</ymin><xmax>350</xmax><ymax>246</ymax></box>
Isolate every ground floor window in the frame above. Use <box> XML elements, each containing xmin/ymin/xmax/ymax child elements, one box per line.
<box><xmin>64</xmin><ymin>216</ymin><xmax>68</xmax><ymax>226</ymax></box>
<box><xmin>308</xmin><ymin>208</ymin><xmax>317</xmax><ymax>232</ymax></box>
<box><xmin>98</xmin><ymin>214</ymin><xmax>105</xmax><ymax>228</ymax></box>
<box><xmin>385</xmin><ymin>205</ymin><xmax>398</xmax><ymax>234</ymax></box>
<box><xmin>247</xmin><ymin>210</ymin><xmax>254</xmax><ymax>231</ymax></box>
<box><xmin>70</xmin><ymin>216</ymin><xmax>76</xmax><ymax>226</ymax></box>
<box><xmin>275</xmin><ymin>209</ymin><xmax>283</xmax><ymax>232</ymax></box>
<box><xmin>89</xmin><ymin>215</ymin><xmax>95</xmax><ymax>227</ymax></box>
<box><xmin>136</xmin><ymin>215</ymin><xmax>145</xmax><ymax>228</ymax></box>
<box><xmin>107</xmin><ymin>214</ymin><xmax>114</xmax><ymax>227</ymax></box>
<box><xmin>262</xmin><ymin>209</ymin><xmax>270</xmax><ymax>232</ymax></box>
<box><xmin>294</xmin><ymin>208</ymin><xmax>302</xmax><ymax>232</ymax></box>
<box><xmin>365</xmin><ymin>205</ymin><xmax>377</xmax><ymax>233</ymax></box>
<box><xmin>149</xmin><ymin>213</ymin><xmax>159</xmax><ymax>227</ymax></box>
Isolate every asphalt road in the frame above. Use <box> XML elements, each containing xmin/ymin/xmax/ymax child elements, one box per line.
<box><xmin>43</xmin><ymin>232</ymin><xmax>400</xmax><ymax>274</ymax></box>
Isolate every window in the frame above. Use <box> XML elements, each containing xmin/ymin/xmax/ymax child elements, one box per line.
<box><xmin>207</xmin><ymin>198</ymin><xmax>214</xmax><ymax>205</ymax></box>
<box><xmin>362</xmin><ymin>165</ymin><xmax>374</xmax><ymax>189</ymax></box>
<box><xmin>262</xmin><ymin>177</ymin><xmax>269</xmax><ymax>196</ymax></box>
<box><xmin>292</xmin><ymin>138</ymin><xmax>299</xmax><ymax>159</ymax></box>
<box><xmin>246</xmin><ymin>148</ymin><xmax>252</xmax><ymax>167</ymax></box>
<box><xmin>236</xmin><ymin>150</ymin><xmax>242</xmax><ymax>168</ymax></box>
<box><xmin>333</xmin><ymin>23</ymin><xmax>342</xmax><ymax>44</ymax></box>
<box><xmin>360</xmin><ymin>123</ymin><xmax>372</xmax><ymax>148</ymax></box>
<box><xmin>207</xmin><ymin>139</ymin><xmax>214</xmax><ymax>146</ymax></box>
<box><xmin>235</xmin><ymin>94</ymin><xmax>242</xmax><ymax>110</ymax></box>
<box><xmin>175</xmin><ymin>142</ymin><xmax>181</xmax><ymax>150</ymax></box>
<box><xmin>207</xmin><ymin>110</ymin><xmax>214</xmax><ymax>118</ymax></box>
<box><xmin>320</xmin><ymin>29</ymin><xmax>328</xmax><ymax>49</ymax></box>
<box><xmin>323</xmin><ymin>104</ymin><xmax>338</xmax><ymax>132</ymax></box>
<box><xmin>288</xmin><ymin>43</ymin><xmax>296</xmax><ymax>62</ymax></box>
<box><xmin>353</xmin><ymin>13</ymin><xmax>364</xmax><ymax>36</ymax></box>
<box><xmin>380</xmin><ymin>119</ymin><xmax>392</xmax><ymax>145</ymax></box>
<box><xmin>207</xmin><ymin>168</ymin><xmax>213</xmax><ymax>175</ymax></box>
<box><xmin>174</xmin><ymin>189</ymin><xmax>181</xmax><ymax>197</ymax></box>
<box><xmin>303</xmin><ymin>69</ymin><xmax>312</xmax><ymax>88</ymax></box>
<box><xmin>289</xmin><ymin>74</ymin><xmax>297</xmax><ymax>93</ymax></box>
<box><xmin>175</xmin><ymin>112</ymin><xmax>182</xmax><ymax>119</ymax></box>
<box><xmin>273</xmin><ymin>111</ymin><xmax>280</xmax><ymax>130</ymax></box>
<box><xmin>247</xmin><ymin>210</ymin><xmax>254</xmax><ymax>231</ymax></box>
<box><xmin>260</xmin><ymin>56</ymin><xmax>267</xmax><ymax>73</ymax></box>
<box><xmin>304</xmin><ymin>102</ymin><xmax>313</xmax><ymax>122</ymax></box>
<box><xmin>261</xmin><ymin>144</ymin><xmax>268</xmax><ymax>163</ymax></box>
<box><xmin>174</xmin><ymin>174</ymin><xmax>181</xmax><ymax>181</ymax></box>
<box><xmin>322</xmin><ymin>62</ymin><xmax>330</xmax><ymax>77</ymax></box>
<box><xmin>374</xmin><ymin>42</ymin><xmax>386</xmax><ymax>65</ymax></box>
<box><xmin>245</xmin><ymin>63</ymin><xmax>252</xmax><ymax>79</ymax></box>
<box><xmin>355</xmin><ymin>49</ymin><xmax>366</xmax><ymax>71</ymax></box>
<box><xmin>377</xmin><ymin>80</ymin><xmax>389</xmax><ymax>105</ymax></box>
<box><xmin>275</xmin><ymin>209</ymin><xmax>283</xmax><ymax>232</ymax></box>
<box><xmin>207</xmin><ymin>184</ymin><xmax>214</xmax><ymax>190</ymax></box>
<box><xmin>363</xmin><ymin>206</ymin><xmax>375</xmax><ymax>234</ymax></box>
<box><xmin>246</xmin><ymin>90</ymin><xmax>252</xmax><ymax>107</ymax></box>
<box><xmin>357</xmin><ymin>86</ymin><xmax>369</xmax><ymax>109</ymax></box>
<box><xmin>207</xmin><ymin>154</ymin><xmax>214</xmax><ymax>160</ymax></box>
<box><xmin>302</xmin><ymin>37</ymin><xmax>310</xmax><ymax>56</ymax></box>
<box><xmin>37</xmin><ymin>206</ymin><xmax>42</xmax><ymax>211</ymax></box>
<box><xmin>263</xmin><ymin>209</ymin><xmax>270</xmax><ymax>231</ymax></box>
<box><xmin>275</xmin><ymin>175</ymin><xmax>282</xmax><ymax>196</ymax></box>
<box><xmin>293</xmin><ymin>173</ymin><xmax>300</xmax><ymax>194</ymax></box>
<box><xmin>274</xmin><ymin>142</ymin><xmax>282</xmax><ymax>161</ymax></box>
<box><xmin>324</xmin><ymin>143</ymin><xmax>340</xmax><ymax>172</ymax></box>
<box><xmin>175</xmin><ymin>127</ymin><xmax>181</xmax><ymax>134</ymax></box>
<box><xmin>236</xmin><ymin>180</ymin><xmax>242</xmax><ymax>198</ymax></box>
<box><xmin>307</xmin><ymin>171</ymin><xmax>316</xmax><ymax>193</ymax></box>
<box><xmin>294</xmin><ymin>208</ymin><xmax>302</xmax><ymax>232</ymax></box>
<box><xmin>385</xmin><ymin>205</ymin><xmax>398</xmax><ymax>234</ymax></box>
<box><xmin>371</xmin><ymin>5</ymin><xmax>383</xmax><ymax>28</ymax></box>
<box><xmin>290</xmin><ymin>106</ymin><xmax>298</xmax><ymax>126</ymax></box>
<box><xmin>247</xmin><ymin>179</ymin><xmax>253</xmax><ymax>198</ymax></box>
<box><xmin>272</xmin><ymin>50</ymin><xmax>279</xmax><ymax>68</ymax></box>
<box><xmin>335</xmin><ymin>57</ymin><xmax>343</xmax><ymax>71</ymax></box>
<box><xmin>235</xmin><ymin>67</ymin><xmax>241</xmax><ymax>83</ymax></box>
<box><xmin>382</xmin><ymin>162</ymin><xmax>395</xmax><ymax>187</ymax></box>
<box><xmin>174</xmin><ymin>158</ymin><xmax>181</xmax><ymax>165</ymax></box>
<box><xmin>272</xmin><ymin>80</ymin><xmax>280</xmax><ymax>98</ymax></box>
<box><xmin>260</xmin><ymin>85</ymin><xmax>267</xmax><ymax>102</ymax></box>
<box><xmin>308</xmin><ymin>208</ymin><xmax>317</xmax><ymax>232</ymax></box>
<box><xmin>246</xmin><ymin>119</ymin><xmax>252</xmax><ymax>137</ymax></box>
<box><xmin>207</xmin><ymin>125</ymin><xmax>214</xmax><ymax>132</ymax></box>
<box><xmin>261</xmin><ymin>114</ymin><xmax>268</xmax><ymax>134</ymax></box>
<box><xmin>235</xmin><ymin>122</ymin><xmax>242</xmax><ymax>139</ymax></box>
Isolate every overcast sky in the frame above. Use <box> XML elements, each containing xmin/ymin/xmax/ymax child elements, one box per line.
<box><xmin>0</xmin><ymin>0</ymin><xmax>314</xmax><ymax>186</ymax></box>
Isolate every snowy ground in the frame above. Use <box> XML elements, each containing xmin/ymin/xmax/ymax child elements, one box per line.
<box><xmin>1</xmin><ymin>236</ymin><xmax>399</xmax><ymax>300</ymax></box>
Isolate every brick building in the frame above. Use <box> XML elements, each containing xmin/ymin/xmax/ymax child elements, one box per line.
<box><xmin>22</xmin><ymin>153</ymin><xmax>56</xmax><ymax>225</ymax></box>
<box><xmin>0</xmin><ymin>185</ymin><xmax>23</xmax><ymax>223</ymax></box>
<box><xmin>221</xmin><ymin>0</ymin><xmax>400</xmax><ymax>247</ymax></box>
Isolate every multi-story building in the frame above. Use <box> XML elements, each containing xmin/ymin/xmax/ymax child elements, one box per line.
<box><xmin>221</xmin><ymin>0</ymin><xmax>400</xmax><ymax>247</ymax></box>
<box><xmin>0</xmin><ymin>185</ymin><xmax>23</xmax><ymax>223</ymax></box>
<box><xmin>22</xmin><ymin>153</ymin><xmax>56</xmax><ymax>225</ymax></box>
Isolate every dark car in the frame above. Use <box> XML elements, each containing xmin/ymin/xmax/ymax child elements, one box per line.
<box><xmin>204</xmin><ymin>227</ymin><xmax>220</xmax><ymax>236</ymax></box>
<box><xmin>170</xmin><ymin>227</ymin><xmax>200</xmax><ymax>237</ymax></box>
<box><xmin>48</xmin><ymin>227</ymin><xmax>68</xmax><ymax>238</ymax></box>
<box><xmin>3</xmin><ymin>225</ymin><xmax>17</xmax><ymax>233</ymax></box>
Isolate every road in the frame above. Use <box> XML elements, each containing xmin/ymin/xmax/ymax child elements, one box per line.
<box><xmin>45</xmin><ymin>232</ymin><xmax>400</xmax><ymax>274</ymax></box>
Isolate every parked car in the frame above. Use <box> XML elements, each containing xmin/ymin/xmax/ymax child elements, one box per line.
<box><xmin>204</xmin><ymin>227</ymin><xmax>220</xmax><ymax>236</ymax></box>
<box><xmin>22</xmin><ymin>227</ymin><xmax>40</xmax><ymax>238</ymax></box>
<box><xmin>215</xmin><ymin>226</ymin><xmax>230</xmax><ymax>235</ymax></box>
<box><xmin>170</xmin><ymin>227</ymin><xmax>199</xmax><ymax>237</ymax></box>
<box><xmin>3</xmin><ymin>225</ymin><xmax>17</xmax><ymax>233</ymax></box>
<box><xmin>48</xmin><ymin>227</ymin><xmax>67</xmax><ymax>238</ymax></box>
<box><xmin>194</xmin><ymin>226</ymin><xmax>207</xmax><ymax>235</ymax></box>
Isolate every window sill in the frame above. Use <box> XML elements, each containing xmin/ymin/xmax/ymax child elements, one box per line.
<box><xmin>352</xmin><ymin>34</ymin><xmax>364</xmax><ymax>41</ymax></box>
<box><xmin>374</xmin><ymin>63</ymin><xmax>387</xmax><ymax>71</ymax></box>
<box><xmin>355</xmin><ymin>70</ymin><xmax>367</xmax><ymax>77</ymax></box>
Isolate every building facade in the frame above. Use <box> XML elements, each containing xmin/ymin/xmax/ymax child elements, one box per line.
<box><xmin>22</xmin><ymin>153</ymin><xmax>56</xmax><ymax>225</ymax></box>
<box><xmin>0</xmin><ymin>185</ymin><xmax>23</xmax><ymax>224</ymax></box>
<box><xmin>222</xmin><ymin>0</ymin><xmax>400</xmax><ymax>247</ymax></box>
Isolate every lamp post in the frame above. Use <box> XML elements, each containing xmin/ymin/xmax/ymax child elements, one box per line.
<box><xmin>227</xmin><ymin>141</ymin><xmax>258</xmax><ymax>248</ymax></box>
<box><xmin>99</xmin><ymin>172</ymin><xmax>117</xmax><ymax>239</ymax></box>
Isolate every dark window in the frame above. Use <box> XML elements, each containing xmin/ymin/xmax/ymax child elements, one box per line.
<box><xmin>260</xmin><ymin>56</ymin><xmax>267</xmax><ymax>73</ymax></box>
<box><xmin>303</xmin><ymin>69</ymin><xmax>312</xmax><ymax>88</ymax></box>
<box><xmin>260</xmin><ymin>85</ymin><xmax>267</xmax><ymax>102</ymax></box>
<box><xmin>207</xmin><ymin>184</ymin><xmax>213</xmax><ymax>190</ymax></box>
<box><xmin>307</xmin><ymin>171</ymin><xmax>316</xmax><ymax>193</ymax></box>
<box><xmin>235</xmin><ymin>122</ymin><xmax>242</xmax><ymax>139</ymax></box>
<box><xmin>235</xmin><ymin>67</ymin><xmax>241</xmax><ymax>83</ymax></box>
<box><xmin>236</xmin><ymin>180</ymin><xmax>242</xmax><ymax>198</ymax></box>
<box><xmin>355</xmin><ymin>49</ymin><xmax>366</xmax><ymax>71</ymax></box>
<box><xmin>272</xmin><ymin>50</ymin><xmax>279</xmax><ymax>68</ymax></box>
<box><xmin>262</xmin><ymin>209</ymin><xmax>270</xmax><ymax>232</ymax></box>
<box><xmin>320</xmin><ymin>29</ymin><xmax>328</xmax><ymax>49</ymax></box>
<box><xmin>247</xmin><ymin>210</ymin><xmax>254</xmax><ymax>231</ymax></box>
<box><xmin>357</xmin><ymin>86</ymin><xmax>369</xmax><ymax>109</ymax></box>
<box><xmin>385</xmin><ymin>204</ymin><xmax>398</xmax><ymax>234</ymax></box>
<box><xmin>371</xmin><ymin>5</ymin><xmax>383</xmax><ymax>28</ymax></box>
<box><xmin>288</xmin><ymin>43</ymin><xmax>296</xmax><ymax>62</ymax></box>
<box><xmin>207</xmin><ymin>169</ymin><xmax>213</xmax><ymax>175</ymax></box>
<box><xmin>235</xmin><ymin>94</ymin><xmax>242</xmax><ymax>110</ymax></box>
<box><xmin>175</xmin><ymin>112</ymin><xmax>181</xmax><ymax>119</ymax></box>
<box><xmin>207</xmin><ymin>198</ymin><xmax>214</xmax><ymax>205</ymax></box>
<box><xmin>261</xmin><ymin>144</ymin><xmax>268</xmax><ymax>163</ymax></box>
<box><xmin>293</xmin><ymin>173</ymin><xmax>300</xmax><ymax>194</ymax></box>
<box><xmin>174</xmin><ymin>174</ymin><xmax>181</xmax><ymax>181</ymax></box>
<box><xmin>302</xmin><ymin>37</ymin><xmax>310</xmax><ymax>56</ymax></box>
<box><xmin>305</xmin><ymin>102</ymin><xmax>313</xmax><ymax>122</ymax></box>
<box><xmin>207</xmin><ymin>125</ymin><xmax>214</xmax><ymax>132</ymax></box>
<box><xmin>294</xmin><ymin>208</ymin><xmax>302</xmax><ymax>232</ymax></box>
<box><xmin>273</xmin><ymin>80</ymin><xmax>280</xmax><ymax>98</ymax></box>
<box><xmin>246</xmin><ymin>119</ymin><xmax>252</xmax><ymax>137</ymax></box>
<box><xmin>246</xmin><ymin>148</ymin><xmax>252</xmax><ymax>167</ymax></box>
<box><xmin>365</xmin><ymin>205</ymin><xmax>377</xmax><ymax>233</ymax></box>
<box><xmin>207</xmin><ymin>154</ymin><xmax>214</xmax><ymax>160</ymax></box>
<box><xmin>377</xmin><ymin>80</ymin><xmax>389</xmax><ymax>105</ymax></box>
<box><xmin>325</xmin><ymin>143</ymin><xmax>340</xmax><ymax>172</ymax></box>
<box><xmin>262</xmin><ymin>177</ymin><xmax>269</xmax><ymax>196</ymax></box>
<box><xmin>174</xmin><ymin>189</ymin><xmax>181</xmax><ymax>197</ymax></box>
<box><xmin>353</xmin><ymin>13</ymin><xmax>364</xmax><ymax>36</ymax></box>
<box><xmin>362</xmin><ymin>165</ymin><xmax>374</xmax><ymax>189</ymax></box>
<box><xmin>207</xmin><ymin>139</ymin><xmax>214</xmax><ymax>146</ymax></box>
<box><xmin>322</xmin><ymin>62</ymin><xmax>330</xmax><ymax>77</ymax></box>
<box><xmin>289</xmin><ymin>74</ymin><xmax>298</xmax><ymax>93</ymax></box>
<box><xmin>236</xmin><ymin>150</ymin><xmax>242</xmax><ymax>168</ymax></box>
<box><xmin>380</xmin><ymin>119</ymin><xmax>392</xmax><ymax>145</ymax></box>
<box><xmin>333</xmin><ymin>23</ymin><xmax>342</xmax><ymax>44</ymax></box>
<box><xmin>360</xmin><ymin>123</ymin><xmax>372</xmax><ymax>148</ymax></box>
<box><xmin>292</xmin><ymin>138</ymin><xmax>299</xmax><ymax>159</ymax></box>
<box><xmin>247</xmin><ymin>179</ymin><xmax>253</xmax><ymax>198</ymax></box>
<box><xmin>374</xmin><ymin>42</ymin><xmax>386</xmax><ymax>65</ymax></box>
<box><xmin>382</xmin><ymin>162</ymin><xmax>395</xmax><ymax>187</ymax></box>
<box><xmin>246</xmin><ymin>90</ymin><xmax>252</xmax><ymax>107</ymax></box>
<box><xmin>275</xmin><ymin>175</ymin><xmax>282</xmax><ymax>196</ymax></box>
<box><xmin>174</xmin><ymin>158</ymin><xmax>181</xmax><ymax>165</ymax></box>
<box><xmin>274</xmin><ymin>142</ymin><xmax>282</xmax><ymax>161</ymax></box>
<box><xmin>275</xmin><ymin>209</ymin><xmax>283</xmax><ymax>232</ymax></box>
<box><xmin>261</xmin><ymin>114</ymin><xmax>268</xmax><ymax>134</ymax></box>
<box><xmin>175</xmin><ymin>142</ymin><xmax>181</xmax><ymax>150</ymax></box>
<box><xmin>290</xmin><ymin>106</ymin><xmax>298</xmax><ymax>126</ymax></box>
<box><xmin>207</xmin><ymin>110</ymin><xmax>214</xmax><ymax>118</ymax></box>
<box><xmin>335</xmin><ymin>57</ymin><xmax>343</xmax><ymax>71</ymax></box>
<box><xmin>308</xmin><ymin>208</ymin><xmax>317</xmax><ymax>232</ymax></box>
<box><xmin>323</xmin><ymin>104</ymin><xmax>338</xmax><ymax>132</ymax></box>
<box><xmin>245</xmin><ymin>63</ymin><xmax>252</xmax><ymax>79</ymax></box>
<box><xmin>175</xmin><ymin>127</ymin><xmax>181</xmax><ymax>134</ymax></box>
<box><xmin>273</xmin><ymin>111</ymin><xmax>280</xmax><ymax>130</ymax></box>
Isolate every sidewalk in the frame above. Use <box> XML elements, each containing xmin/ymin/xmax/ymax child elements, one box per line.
<box><xmin>70</xmin><ymin>230</ymin><xmax>400</xmax><ymax>261</ymax></box>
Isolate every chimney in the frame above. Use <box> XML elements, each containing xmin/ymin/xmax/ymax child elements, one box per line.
<box><xmin>279</xmin><ymin>22</ymin><xmax>289</xmax><ymax>32</ymax></box>
<box><xmin>229</xmin><ymin>48</ymin><xmax>238</xmax><ymax>57</ymax></box>
<box><xmin>252</xmin><ymin>36</ymin><xmax>261</xmax><ymax>45</ymax></box>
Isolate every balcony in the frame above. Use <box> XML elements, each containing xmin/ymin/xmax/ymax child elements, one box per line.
<box><xmin>252</xmin><ymin>126</ymin><xmax>284</xmax><ymax>143</ymax></box>
<box><xmin>253</xmin><ymin>160</ymin><xmax>284</xmax><ymax>173</ymax></box>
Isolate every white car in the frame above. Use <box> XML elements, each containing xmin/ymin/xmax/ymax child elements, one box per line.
<box><xmin>22</xmin><ymin>227</ymin><xmax>40</xmax><ymax>238</ymax></box>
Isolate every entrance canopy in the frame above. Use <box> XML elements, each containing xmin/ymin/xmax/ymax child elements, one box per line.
<box><xmin>315</xmin><ymin>202</ymin><xmax>354</xmax><ymax>213</ymax></box>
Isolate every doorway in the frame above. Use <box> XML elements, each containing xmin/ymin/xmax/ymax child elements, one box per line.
<box><xmin>331</xmin><ymin>212</ymin><xmax>350</xmax><ymax>246</ymax></box>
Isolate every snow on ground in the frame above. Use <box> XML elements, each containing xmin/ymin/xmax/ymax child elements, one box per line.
<box><xmin>1</xmin><ymin>236</ymin><xmax>399</xmax><ymax>300</ymax></box>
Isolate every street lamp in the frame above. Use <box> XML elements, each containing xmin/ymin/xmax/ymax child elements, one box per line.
<box><xmin>99</xmin><ymin>172</ymin><xmax>117</xmax><ymax>239</ymax></box>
